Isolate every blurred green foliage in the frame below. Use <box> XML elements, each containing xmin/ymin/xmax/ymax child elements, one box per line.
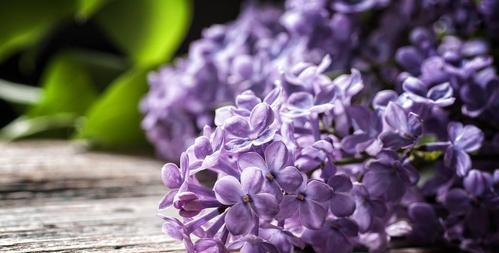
<box><xmin>28</xmin><ymin>54</ymin><xmax>99</xmax><ymax>117</ymax></box>
<box><xmin>77</xmin><ymin>68</ymin><xmax>149</xmax><ymax>149</ymax></box>
<box><xmin>0</xmin><ymin>0</ymin><xmax>192</xmax><ymax>151</ymax></box>
<box><xmin>0</xmin><ymin>0</ymin><xmax>75</xmax><ymax>61</ymax></box>
<box><xmin>96</xmin><ymin>0</ymin><xmax>191</xmax><ymax>66</ymax></box>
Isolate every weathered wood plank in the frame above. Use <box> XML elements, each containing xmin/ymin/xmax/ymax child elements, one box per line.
<box><xmin>0</xmin><ymin>140</ymin><xmax>182</xmax><ymax>252</ymax></box>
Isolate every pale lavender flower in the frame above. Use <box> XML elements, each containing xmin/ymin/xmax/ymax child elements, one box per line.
<box><xmin>327</xmin><ymin>174</ymin><xmax>356</xmax><ymax>217</ymax></box>
<box><xmin>380</xmin><ymin>102</ymin><xmax>422</xmax><ymax>149</ymax></box>
<box><xmin>277</xmin><ymin>179</ymin><xmax>331</xmax><ymax>229</ymax></box>
<box><xmin>238</xmin><ymin>141</ymin><xmax>304</xmax><ymax>195</ymax></box>
<box><xmin>214</xmin><ymin>168</ymin><xmax>278</xmax><ymax>235</ymax></box>
<box><xmin>302</xmin><ymin>218</ymin><xmax>359</xmax><ymax>253</ymax></box>
<box><xmin>341</xmin><ymin>106</ymin><xmax>383</xmax><ymax>155</ymax></box>
<box><xmin>444</xmin><ymin>122</ymin><xmax>484</xmax><ymax>176</ymax></box>
<box><xmin>223</xmin><ymin>103</ymin><xmax>278</xmax><ymax>152</ymax></box>
<box><xmin>363</xmin><ymin>151</ymin><xmax>419</xmax><ymax>202</ymax></box>
<box><xmin>351</xmin><ymin>184</ymin><xmax>386</xmax><ymax>232</ymax></box>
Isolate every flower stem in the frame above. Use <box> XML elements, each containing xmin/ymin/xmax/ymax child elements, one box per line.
<box><xmin>334</xmin><ymin>156</ymin><xmax>370</xmax><ymax>165</ymax></box>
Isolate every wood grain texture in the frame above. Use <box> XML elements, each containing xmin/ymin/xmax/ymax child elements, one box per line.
<box><xmin>0</xmin><ymin>140</ymin><xmax>183</xmax><ymax>252</ymax></box>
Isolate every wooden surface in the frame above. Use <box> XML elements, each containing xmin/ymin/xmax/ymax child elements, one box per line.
<box><xmin>0</xmin><ymin>140</ymin><xmax>183</xmax><ymax>252</ymax></box>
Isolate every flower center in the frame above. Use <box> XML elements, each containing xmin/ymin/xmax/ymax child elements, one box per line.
<box><xmin>242</xmin><ymin>194</ymin><xmax>252</xmax><ymax>203</ymax></box>
<box><xmin>296</xmin><ymin>193</ymin><xmax>306</xmax><ymax>201</ymax></box>
<box><xmin>402</xmin><ymin>132</ymin><xmax>414</xmax><ymax>140</ymax></box>
<box><xmin>330</xmin><ymin>223</ymin><xmax>340</xmax><ymax>230</ymax></box>
<box><xmin>265</xmin><ymin>172</ymin><xmax>274</xmax><ymax>181</ymax></box>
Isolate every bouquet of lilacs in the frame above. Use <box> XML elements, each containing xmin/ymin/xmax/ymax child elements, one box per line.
<box><xmin>148</xmin><ymin>0</ymin><xmax>499</xmax><ymax>252</ymax></box>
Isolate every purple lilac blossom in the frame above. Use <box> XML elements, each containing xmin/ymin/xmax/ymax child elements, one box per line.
<box><xmin>143</xmin><ymin>0</ymin><xmax>483</xmax><ymax>161</ymax></box>
<box><xmin>157</xmin><ymin>56</ymin><xmax>499</xmax><ymax>253</ymax></box>
<box><xmin>153</xmin><ymin>0</ymin><xmax>499</xmax><ymax>252</ymax></box>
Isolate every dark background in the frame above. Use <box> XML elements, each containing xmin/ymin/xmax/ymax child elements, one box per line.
<box><xmin>0</xmin><ymin>0</ymin><xmax>284</xmax><ymax>127</ymax></box>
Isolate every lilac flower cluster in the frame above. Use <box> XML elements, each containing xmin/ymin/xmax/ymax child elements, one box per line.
<box><xmin>157</xmin><ymin>55</ymin><xmax>498</xmax><ymax>252</ymax></box>
<box><xmin>150</xmin><ymin>1</ymin><xmax>499</xmax><ymax>252</ymax></box>
<box><xmin>141</xmin><ymin>0</ymin><xmax>496</xmax><ymax>161</ymax></box>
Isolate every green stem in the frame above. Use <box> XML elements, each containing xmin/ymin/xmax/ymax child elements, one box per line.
<box><xmin>334</xmin><ymin>156</ymin><xmax>370</xmax><ymax>165</ymax></box>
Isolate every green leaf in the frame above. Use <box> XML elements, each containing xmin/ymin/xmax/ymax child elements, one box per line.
<box><xmin>77</xmin><ymin>0</ymin><xmax>113</xmax><ymax>20</ymax></box>
<box><xmin>28</xmin><ymin>53</ymin><xmax>99</xmax><ymax>117</ymax></box>
<box><xmin>0</xmin><ymin>0</ymin><xmax>76</xmax><ymax>61</ymax></box>
<box><xmin>1</xmin><ymin>114</ymin><xmax>77</xmax><ymax>141</ymax></box>
<box><xmin>0</xmin><ymin>79</ymin><xmax>41</xmax><ymax>105</ymax></box>
<box><xmin>95</xmin><ymin>0</ymin><xmax>192</xmax><ymax>66</ymax></box>
<box><xmin>63</xmin><ymin>49</ymin><xmax>128</xmax><ymax>89</ymax></box>
<box><xmin>76</xmin><ymin>68</ymin><xmax>149</xmax><ymax>149</ymax></box>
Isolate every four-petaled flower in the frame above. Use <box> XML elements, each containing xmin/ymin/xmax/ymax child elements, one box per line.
<box><xmin>302</xmin><ymin>218</ymin><xmax>359</xmax><ymax>253</ymax></box>
<box><xmin>214</xmin><ymin>168</ymin><xmax>278</xmax><ymax>235</ymax></box>
<box><xmin>401</xmin><ymin>76</ymin><xmax>455</xmax><ymax>107</ymax></box>
<box><xmin>238</xmin><ymin>141</ymin><xmax>304</xmax><ymax>196</ymax></box>
<box><xmin>444</xmin><ymin>122</ymin><xmax>484</xmax><ymax>176</ymax></box>
<box><xmin>341</xmin><ymin>106</ymin><xmax>383</xmax><ymax>155</ymax></box>
<box><xmin>223</xmin><ymin>103</ymin><xmax>277</xmax><ymax>152</ymax></box>
<box><xmin>363</xmin><ymin>151</ymin><xmax>419</xmax><ymax>202</ymax></box>
<box><xmin>380</xmin><ymin>102</ymin><xmax>422</xmax><ymax>149</ymax></box>
<box><xmin>277</xmin><ymin>179</ymin><xmax>332</xmax><ymax>229</ymax></box>
<box><xmin>327</xmin><ymin>174</ymin><xmax>356</xmax><ymax>217</ymax></box>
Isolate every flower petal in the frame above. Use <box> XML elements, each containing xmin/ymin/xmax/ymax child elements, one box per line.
<box><xmin>427</xmin><ymin>82</ymin><xmax>453</xmax><ymax>101</ymax></box>
<box><xmin>407</xmin><ymin>112</ymin><xmax>422</xmax><ymax>137</ymax></box>
<box><xmin>352</xmin><ymin>200</ymin><xmax>372</xmax><ymax>232</ymax></box>
<box><xmin>445</xmin><ymin>147</ymin><xmax>471</xmax><ymax>177</ymax></box>
<box><xmin>277</xmin><ymin>195</ymin><xmax>299</xmax><ymax>220</ymax></box>
<box><xmin>327</xmin><ymin>175</ymin><xmax>353</xmax><ymax>192</ymax></box>
<box><xmin>238</xmin><ymin>152</ymin><xmax>266</xmax><ymax>170</ymax></box>
<box><xmin>161</xmin><ymin>163</ymin><xmax>182</xmax><ymax>189</ymax></box>
<box><xmin>384</xmin><ymin>102</ymin><xmax>408</xmax><ymax>133</ymax></box>
<box><xmin>159</xmin><ymin>190</ymin><xmax>177</xmax><ymax>209</ymax></box>
<box><xmin>236</xmin><ymin>90</ymin><xmax>261</xmax><ymax>111</ymax></box>
<box><xmin>347</xmin><ymin>106</ymin><xmax>372</xmax><ymax>131</ymax></box>
<box><xmin>305</xmin><ymin>180</ymin><xmax>332</xmax><ymax>201</ymax></box>
<box><xmin>161</xmin><ymin>217</ymin><xmax>184</xmax><ymax>240</ymax></box>
<box><xmin>401</xmin><ymin>162</ymin><xmax>419</xmax><ymax>185</ymax></box>
<box><xmin>288</xmin><ymin>92</ymin><xmax>314</xmax><ymax>110</ymax></box>
<box><xmin>276</xmin><ymin>166</ymin><xmax>304</xmax><ymax>193</ymax></box>
<box><xmin>253</xmin><ymin>128</ymin><xmax>277</xmax><ymax>146</ymax></box>
<box><xmin>464</xmin><ymin>169</ymin><xmax>493</xmax><ymax>196</ymax></box>
<box><xmin>214</xmin><ymin>176</ymin><xmax>243</xmax><ymax>205</ymax></box>
<box><xmin>402</xmin><ymin>76</ymin><xmax>427</xmax><ymax>96</ymax></box>
<box><xmin>250</xmin><ymin>103</ymin><xmax>274</xmax><ymax>133</ymax></box>
<box><xmin>341</xmin><ymin>133</ymin><xmax>371</xmax><ymax>154</ymax></box>
<box><xmin>224</xmin><ymin>116</ymin><xmax>251</xmax><ymax>137</ymax></box>
<box><xmin>363</xmin><ymin>162</ymin><xmax>405</xmax><ymax>201</ymax></box>
<box><xmin>225</xmin><ymin>203</ymin><xmax>254</xmax><ymax>235</ymax></box>
<box><xmin>225</xmin><ymin>138</ymin><xmax>253</xmax><ymax>152</ymax></box>
<box><xmin>241</xmin><ymin>168</ymin><xmax>264</xmax><ymax>194</ymax></box>
<box><xmin>330</xmin><ymin>192</ymin><xmax>356</xmax><ymax>217</ymax></box>
<box><xmin>252</xmin><ymin>193</ymin><xmax>278</xmax><ymax>218</ymax></box>
<box><xmin>447</xmin><ymin>122</ymin><xmax>463</xmax><ymax>142</ymax></box>
<box><xmin>333</xmin><ymin>218</ymin><xmax>359</xmax><ymax>237</ymax></box>
<box><xmin>455</xmin><ymin>125</ymin><xmax>484</xmax><ymax>152</ymax></box>
<box><xmin>193</xmin><ymin>136</ymin><xmax>213</xmax><ymax>159</ymax></box>
<box><xmin>380</xmin><ymin>131</ymin><xmax>412</xmax><ymax>150</ymax></box>
<box><xmin>264</xmin><ymin>141</ymin><xmax>288</xmax><ymax>172</ymax></box>
<box><xmin>372</xmin><ymin>90</ymin><xmax>398</xmax><ymax>109</ymax></box>
<box><xmin>299</xmin><ymin>200</ymin><xmax>327</xmax><ymax>229</ymax></box>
